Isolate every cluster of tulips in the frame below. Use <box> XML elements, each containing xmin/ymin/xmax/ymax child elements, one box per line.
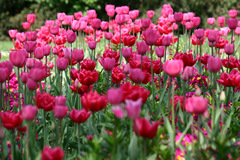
<box><xmin>0</xmin><ymin>3</ymin><xmax>240</xmax><ymax>160</ymax></box>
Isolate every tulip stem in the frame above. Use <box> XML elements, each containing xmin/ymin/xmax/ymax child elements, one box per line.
<box><xmin>11</xmin><ymin>130</ymin><xmax>15</xmax><ymax>160</ymax></box>
<box><xmin>191</xmin><ymin>116</ymin><xmax>195</xmax><ymax>158</ymax></box>
<box><xmin>199</xmin><ymin>43</ymin><xmax>202</xmax><ymax>75</ymax></box>
<box><xmin>150</xmin><ymin>46</ymin><xmax>155</xmax><ymax>108</ymax></box>
<box><xmin>211</xmin><ymin>42</ymin><xmax>214</xmax><ymax>56</ymax></box>
<box><xmin>159</xmin><ymin>58</ymin><xmax>162</xmax><ymax>91</ymax></box>
<box><xmin>143</xmin><ymin>139</ymin><xmax>147</xmax><ymax>160</ymax></box>
<box><xmin>232</xmin><ymin>87</ymin><xmax>235</xmax><ymax>113</ymax></box>
<box><xmin>189</xmin><ymin>30</ymin><xmax>191</xmax><ymax>53</ymax></box>
<box><xmin>24</xmin><ymin>83</ymin><xmax>26</xmax><ymax>105</ymax></box>
<box><xmin>211</xmin><ymin>73</ymin><xmax>216</xmax><ymax>129</ymax></box>
<box><xmin>171</xmin><ymin>77</ymin><xmax>175</xmax><ymax>151</ymax></box>
<box><xmin>0</xmin><ymin>83</ymin><xmax>3</xmax><ymax>110</ymax></box>
<box><xmin>107</xmin><ymin>71</ymin><xmax>110</xmax><ymax>90</ymax></box>
<box><xmin>112</xmin><ymin>117</ymin><xmax>117</xmax><ymax>159</ymax></box>
<box><xmin>183</xmin><ymin>81</ymin><xmax>186</xmax><ymax>110</ymax></box>
<box><xmin>119</xmin><ymin>25</ymin><xmax>122</xmax><ymax>64</ymax></box>
<box><xmin>92</xmin><ymin>113</ymin><xmax>98</xmax><ymax>137</ymax></box>
<box><xmin>59</xmin><ymin>119</ymin><xmax>63</xmax><ymax>147</ymax></box>
<box><xmin>176</xmin><ymin>29</ymin><xmax>180</xmax><ymax>53</ymax></box>
<box><xmin>60</xmin><ymin>71</ymin><xmax>62</xmax><ymax>95</ymax></box>
<box><xmin>231</xmin><ymin>30</ymin><xmax>234</xmax><ymax>44</ymax></box>
<box><xmin>43</xmin><ymin>111</ymin><xmax>47</xmax><ymax>147</ymax></box>
<box><xmin>227</xmin><ymin>55</ymin><xmax>230</xmax><ymax>74</ymax></box>
<box><xmin>26</xmin><ymin>121</ymin><xmax>30</xmax><ymax>160</ymax></box>
<box><xmin>164</xmin><ymin>46</ymin><xmax>167</xmax><ymax>62</ymax></box>
<box><xmin>78</xmin><ymin>123</ymin><xmax>81</xmax><ymax>154</ymax></box>
<box><xmin>17</xmin><ymin>67</ymin><xmax>21</xmax><ymax>110</ymax></box>
<box><xmin>7</xmin><ymin>75</ymin><xmax>10</xmax><ymax>108</ymax></box>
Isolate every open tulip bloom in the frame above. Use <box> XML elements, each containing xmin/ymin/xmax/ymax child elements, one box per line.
<box><xmin>0</xmin><ymin>4</ymin><xmax>240</xmax><ymax>160</ymax></box>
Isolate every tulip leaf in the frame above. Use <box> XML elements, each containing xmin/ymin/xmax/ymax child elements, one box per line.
<box><xmin>128</xmin><ymin>134</ymin><xmax>139</xmax><ymax>160</ymax></box>
<box><xmin>147</xmin><ymin>154</ymin><xmax>157</xmax><ymax>160</ymax></box>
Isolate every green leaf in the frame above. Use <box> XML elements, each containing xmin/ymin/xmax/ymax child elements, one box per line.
<box><xmin>128</xmin><ymin>134</ymin><xmax>139</xmax><ymax>160</ymax></box>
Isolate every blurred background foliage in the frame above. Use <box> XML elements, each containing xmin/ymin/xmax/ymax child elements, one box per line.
<box><xmin>0</xmin><ymin>0</ymin><xmax>239</xmax><ymax>40</ymax></box>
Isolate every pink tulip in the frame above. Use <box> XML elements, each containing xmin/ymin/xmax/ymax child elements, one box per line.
<box><xmin>207</xmin><ymin>17</ymin><xmax>215</xmax><ymax>25</ymax></box>
<box><xmin>72</xmin><ymin>49</ymin><xmax>84</xmax><ymax>62</ymax></box>
<box><xmin>87</xmin><ymin>10</ymin><xmax>97</xmax><ymax>19</ymax></box>
<box><xmin>16</xmin><ymin>32</ymin><xmax>26</xmax><ymax>42</ymax></box>
<box><xmin>74</xmin><ymin>11</ymin><xmax>83</xmax><ymax>20</ymax></box>
<box><xmin>124</xmin><ymin>98</ymin><xmax>142</xmax><ymax>119</ymax></box>
<box><xmin>107</xmin><ymin>9</ymin><xmax>115</xmax><ymax>18</ymax></box>
<box><xmin>228</xmin><ymin>9</ymin><xmax>238</xmax><ymax>18</ymax></box>
<box><xmin>207</xmin><ymin>56</ymin><xmax>222</xmax><ymax>73</ymax></box>
<box><xmin>67</xmin><ymin>32</ymin><xmax>77</xmax><ymax>43</ymax></box>
<box><xmin>162</xmin><ymin>36</ymin><xmax>171</xmax><ymax>46</ymax></box>
<box><xmin>9</xmin><ymin>30</ymin><xmax>18</xmax><ymax>39</ymax></box>
<box><xmin>30</xmin><ymin>68</ymin><xmax>45</xmax><ymax>82</ymax></box>
<box><xmin>123</xmin><ymin>64</ymin><xmax>130</xmax><ymax>74</ymax></box>
<box><xmin>185</xmin><ymin>96</ymin><xmax>208</xmax><ymax>116</ymax></box>
<box><xmin>194</xmin><ymin>29</ymin><xmax>205</xmax><ymax>39</ymax></box>
<box><xmin>104</xmin><ymin>32</ymin><xmax>113</xmax><ymax>40</ymax></box>
<box><xmin>227</xmin><ymin>18</ymin><xmax>238</xmax><ymax>30</ymax></box>
<box><xmin>129</xmin><ymin>68</ymin><xmax>145</xmax><ymax>84</ymax></box>
<box><xmin>55</xmin><ymin>96</ymin><xmax>67</xmax><ymax>106</ymax></box>
<box><xmin>224</xmin><ymin>43</ymin><xmax>234</xmax><ymax>55</ymax></box>
<box><xmin>137</xmin><ymin>41</ymin><xmax>149</xmax><ymax>55</ymax></box>
<box><xmin>79</xmin><ymin>21</ymin><xmax>87</xmax><ymax>30</ymax></box>
<box><xmin>26</xmin><ymin>78</ymin><xmax>37</xmax><ymax>90</ymax></box>
<box><xmin>88</xmin><ymin>41</ymin><xmax>97</xmax><ymax>50</ymax></box>
<box><xmin>191</xmin><ymin>17</ymin><xmax>201</xmax><ymax>28</ymax></box>
<box><xmin>163</xmin><ymin>60</ymin><xmax>184</xmax><ymax>77</ymax></box>
<box><xmin>100</xmin><ymin>21</ymin><xmax>109</xmax><ymax>31</ymax></box>
<box><xmin>105</xmin><ymin>4</ymin><xmax>115</xmax><ymax>12</ymax></box>
<box><xmin>217</xmin><ymin>16</ymin><xmax>225</xmax><ymax>27</ymax></box>
<box><xmin>235</xmin><ymin>27</ymin><xmax>240</xmax><ymax>35</ymax></box>
<box><xmin>20</xmin><ymin>72</ymin><xmax>30</xmax><ymax>83</ymax></box>
<box><xmin>208</xmin><ymin>30</ymin><xmax>219</xmax><ymax>42</ymax></box>
<box><xmin>185</xmin><ymin>22</ymin><xmax>193</xmax><ymax>30</ymax></box>
<box><xmin>53</xmin><ymin>105</ymin><xmax>68</xmax><ymax>119</ymax></box>
<box><xmin>34</xmin><ymin>47</ymin><xmax>44</xmax><ymax>60</ymax></box>
<box><xmin>174</xmin><ymin>12</ymin><xmax>183</xmax><ymax>22</ymax></box>
<box><xmin>27</xmin><ymin>14</ymin><xmax>36</xmax><ymax>24</ymax></box>
<box><xmin>22</xmin><ymin>105</ymin><xmax>38</xmax><ymax>121</ymax></box>
<box><xmin>107</xmin><ymin>88</ymin><xmax>123</xmax><ymax>105</ymax></box>
<box><xmin>56</xmin><ymin>58</ymin><xmax>68</xmax><ymax>71</ymax></box>
<box><xmin>63</xmin><ymin>48</ymin><xmax>72</xmax><ymax>59</ymax></box>
<box><xmin>0</xmin><ymin>68</ymin><xmax>8</xmax><ymax>83</ymax></box>
<box><xmin>121</xmin><ymin>47</ymin><xmax>132</xmax><ymax>60</ymax></box>
<box><xmin>155</xmin><ymin>46</ymin><xmax>165</xmax><ymax>58</ymax></box>
<box><xmin>24</xmin><ymin>41</ymin><xmax>36</xmax><ymax>53</ymax></box>
<box><xmin>141</xmin><ymin>18</ymin><xmax>151</xmax><ymax>29</ymax></box>
<box><xmin>50</xmin><ymin>26</ymin><xmax>59</xmax><ymax>35</ymax></box>
<box><xmin>71</xmin><ymin>20</ymin><xmax>80</xmax><ymax>31</ymax></box>
<box><xmin>43</xmin><ymin>45</ymin><xmax>52</xmax><ymax>56</ymax></box>
<box><xmin>26</xmin><ymin>58</ymin><xmax>35</xmax><ymax>69</ymax></box>
<box><xmin>147</xmin><ymin>10</ymin><xmax>154</xmax><ymax>19</ymax></box>
<box><xmin>111</xmin><ymin>107</ymin><xmax>124</xmax><ymax>118</ymax></box>
<box><xmin>115</xmin><ymin>14</ymin><xmax>125</xmax><ymax>25</ymax></box>
<box><xmin>91</xmin><ymin>18</ymin><xmax>101</xmax><ymax>30</ymax></box>
<box><xmin>57</xmin><ymin>13</ymin><xmax>66</xmax><ymax>22</ymax></box>
<box><xmin>26</xmin><ymin>31</ymin><xmax>37</xmax><ymax>41</ymax></box>
<box><xmin>9</xmin><ymin>51</ymin><xmax>26</xmax><ymax>68</ymax></box>
<box><xmin>181</xmin><ymin>66</ymin><xmax>194</xmax><ymax>81</ymax></box>
<box><xmin>129</xmin><ymin>10</ymin><xmax>139</xmax><ymax>20</ymax></box>
<box><xmin>143</xmin><ymin>30</ymin><xmax>159</xmax><ymax>46</ymax></box>
<box><xmin>45</xmin><ymin>20</ymin><xmax>54</xmax><ymax>27</ymax></box>
<box><xmin>99</xmin><ymin>57</ymin><xmax>115</xmax><ymax>71</ymax></box>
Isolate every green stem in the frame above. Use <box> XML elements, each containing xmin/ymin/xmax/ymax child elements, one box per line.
<box><xmin>211</xmin><ymin>43</ymin><xmax>214</xmax><ymax>56</ymax></box>
<box><xmin>199</xmin><ymin>43</ymin><xmax>202</xmax><ymax>75</ymax></box>
<box><xmin>43</xmin><ymin>111</ymin><xmax>47</xmax><ymax>147</ymax></box>
<box><xmin>26</xmin><ymin>122</ymin><xmax>30</xmax><ymax>160</ymax></box>
<box><xmin>227</xmin><ymin>55</ymin><xmax>230</xmax><ymax>74</ymax></box>
<box><xmin>150</xmin><ymin>46</ymin><xmax>154</xmax><ymax>109</ymax></box>
<box><xmin>176</xmin><ymin>29</ymin><xmax>180</xmax><ymax>53</ymax></box>
<box><xmin>17</xmin><ymin>67</ymin><xmax>21</xmax><ymax>110</ymax></box>
<box><xmin>171</xmin><ymin>77</ymin><xmax>175</xmax><ymax>143</ymax></box>
<box><xmin>11</xmin><ymin>130</ymin><xmax>15</xmax><ymax>160</ymax></box>
<box><xmin>143</xmin><ymin>139</ymin><xmax>147</xmax><ymax>160</ymax></box>
<box><xmin>141</xmin><ymin>55</ymin><xmax>143</xmax><ymax>71</ymax></box>
<box><xmin>59</xmin><ymin>119</ymin><xmax>62</xmax><ymax>147</ymax></box>
<box><xmin>112</xmin><ymin>117</ymin><xmax>117</xmax><ymax>159</ymax></box>
<box><xmin>45</xmin><ymin>56</ymin><xmax>47</xmax><ymax>91</ymax></box>
<box><xmin>191</xmin><ymin>116</ymin><xmax>195</xmax><ymax>158</ymax></box>
<box><xmin>60</xmin><ymin>71</ymin><xmax>62</xmax><ymax>95</ymax></box>
<box><xmin>78</xmin><ymin>123</ymin><xmax>81</xmax><ymax>154</ymax></box>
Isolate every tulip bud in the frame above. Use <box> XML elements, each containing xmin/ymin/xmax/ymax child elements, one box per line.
<box><xmin>67</xmin><ymin>32</ymin><xmax>77</xmax><ymax>43</ymax></box>
<box><xmin>88</xmin><ymin>41</ymin><xmax>97</xmax><ymax>50</ymax></box>
<box><xmin>155</xmin><ymin>46</ymin><xmax>165</xmax><ymax>58</ymax></box>
<box><xmin>224</xmin><ymin>43</ymin><xmax>234</xmax><ymax>55</ymax></box>
<box><xmin>220</xmin><ymin>91</ymin><xmax>226</xmax><ymax>102</ymax></box>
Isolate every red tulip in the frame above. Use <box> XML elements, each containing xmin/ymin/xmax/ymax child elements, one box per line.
<box><xmin>80</xmin><ymin>59</ymin><xmax>96</xmax><ymax>71</ymax></box>
<box><xmin>123</xmin><ymin>35</ymin><xmax>137</xmax><ymax>47</ymax></box>
<box><xmin>174</xmin><ymin>53</ymin><xmax>197</xmax><ymax>67</ymax></box>
<box><xmin>36</xmin><ymin>92</ymin><xmax>55</xmax><ymax>112</ymax></box>
<box><xmin>222</xmin><ymin>56</ymin><xmax>238</xmax><ymax>69</ymax></box>
<box><xmin>170</xmin><ymin>95</ymin><xmax>184</xmax><ymax>111</ymax></box>
<box><xmin>81</xmin><ymin>91</ymin><xmax>108</xmax><ymax>112</ymax></box>
<box><xmin>78</xmin><ymin>69</ymin><xmax>99</xmax><ymax>86</ymax></box>
<box><xmin>0</xmin><ymin>111</ymin><xmax>23</xmax><ymax>130</ymax></box>
<box><xmin>112</xmin><ymin>67</ymin><xmax>125</xmax><ymax>84</ymax></box>
<box><xmin>133</xmin><ymin>117</ymin><xmax>161</xmax><ymax>139</ymax></box>
<box><xmin>69</xmin><ymin>108</ymin><xmax>91</xmax><ymax>124</ymax></box>
<box><xmin>41</xmin><ymin>146</ymin><xmax>64</xmax><ymax>160</ymax></box>
<box><xmin>129</xmin><ymin>68</ymin><xmax>145</xmax><ymax>84</ymax></box>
